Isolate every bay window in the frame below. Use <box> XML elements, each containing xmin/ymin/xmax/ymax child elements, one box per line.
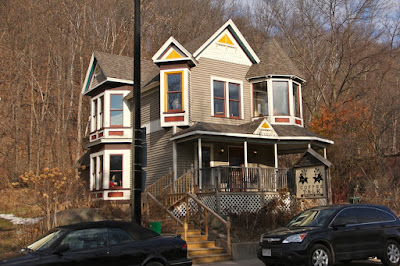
<box><xmin>253</xmin><ymin>81</ymin><xmax>268</xmax><ymax>117</ymax></box>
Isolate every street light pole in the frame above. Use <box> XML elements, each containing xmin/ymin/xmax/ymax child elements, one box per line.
<box><xmin>131</xmin><ymin>0</ymin><xmax>142</xmax><ymax>224</ymax></box>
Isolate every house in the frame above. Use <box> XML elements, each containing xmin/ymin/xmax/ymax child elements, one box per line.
<box><xmin>81</xmin><ymin>19</ymin><xmax>333</xmax><ymax>205</ymax></box>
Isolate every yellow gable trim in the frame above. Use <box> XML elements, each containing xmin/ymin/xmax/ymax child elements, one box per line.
<box><xmin>218</xmin><ymin>34</ymin><xmax>234</xmax><ymax>45</ymax></box>
<box><xmin>261</xmin><ymin>122</ymin><xmax>270</xmax><ymax>129</ymax></box>
<box><xmin>166</xmin><ymin>49</ymin><xmax>182</xmax><ymax>59</ymax></box>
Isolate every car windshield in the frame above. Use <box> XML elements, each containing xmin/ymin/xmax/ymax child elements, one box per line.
<box><xmin>26</xmin><ymin>230</ymin><xmax>64</xmax><ymax>252</ymax></box>
<box><xmin>286</xmin><ymin>209</ymin><xmax>336</xmax><ymax>227</ymax></box>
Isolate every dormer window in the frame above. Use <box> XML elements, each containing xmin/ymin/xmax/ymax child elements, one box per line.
<box><xmin>166</xmin><ymin>72</ymin><xmax>183</xmax><ymax>112</ymax></box>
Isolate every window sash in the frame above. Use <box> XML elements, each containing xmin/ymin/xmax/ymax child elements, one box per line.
<box><xmin>166</xmin><ymin>72</ymin><xmax>183</xmax><ymax>112</ymax></box>
<box><xmin>213</xmin><ymin>81</ymin><xmax>226</xmax><ymax>117</ymax></box>
<box><xmin>272</xmin><ymin>81</ymin><xmax>289</xmax><ymax>116</ymax></box>
<box><xmin>110</xmin><ymin>155</ymin><xmax>123</xmax><ymax>187</ymax></box>
<box><xmin>293</xmin><ymin>83</ymin><xmax>301</xmax><ymax>118</ymax></box>
<box><xmin>213</xmin><ymin>80</ymin><xmax>241</xmax><ymax>119</ymax></box>
<box><xmin>253</xmin><ymin>81</ymin><xmax>268</xmax><ymax>117</ymax></box>
<box><xmin>110</xmin><ymin>94</ymin><xmax>123</xmax><ymax>126</ymax></box>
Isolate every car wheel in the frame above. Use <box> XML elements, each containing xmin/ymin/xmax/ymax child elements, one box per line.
<box><xmin>308</xmin><ymin>244</ymin><xmax>332</xmax><ymax>266</ymax></box>
<box><xmin>382</xmin><ymin>240</ymin><xmax>400</xmax><ymax>266</ymax></box>
<box><xmin>144</xmin><ymin>262</ymin><xmax>164</xmax><ymax>266</ymax></box>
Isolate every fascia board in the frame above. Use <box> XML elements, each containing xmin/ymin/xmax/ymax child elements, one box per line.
<box><xmin>193</xmin><ymin>19</ymin><xmax>260</xmax><ymax>64</ymax></box>
<box><xmin>107</xmin><ymin>77</ymin><xmax>133</xmax><ymax>84</ymax></box>
<box><xmin>170</xmin><ymin>130</ymin><xmax>334</xmax><ymax>145</ymax></box>
<box><xmin>82</xmin><ymin>54</ymin><xmax>96</xmax><ymax>95</ymax></box>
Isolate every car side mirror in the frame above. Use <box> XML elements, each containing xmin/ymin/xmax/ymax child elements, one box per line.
<box><xmin>53</xmin><ymin>243</ymin><xmax>69</xmax><ymax>254</ymax></box>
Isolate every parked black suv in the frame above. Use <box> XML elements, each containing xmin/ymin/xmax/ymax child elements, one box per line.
<box><xmin>258</xmin><ymin>204</ymin><xmax>400</xmax><ymax>266</ymax></box>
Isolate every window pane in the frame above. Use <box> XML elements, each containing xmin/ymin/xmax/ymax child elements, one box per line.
<box><xmin>293</xmin><ymin>83</ymin><xmax>300</xmax><ymax>117</ymax></box>
<box><xmin>253</xmin><ymin>81</ymin><xmax>268</xmax><ymax>117</ymax></box>
<box><xmin>168</xmin><ymin>92</ymin><xmax>182</xmax><ymax>111</ymax></box>
<box><xmin>229</xmin><ymin>83</ymin><xmax>239</xmax><ymax>100</ymax></box>
<box><xmin>108</xmin><ymin>228</ymin><xmax>133</xmax><ymax>245</ymax></box>
<box><xmin>213</xmin><ymin>81</ymin><xmax>225</xmax><ymax>98</ymax></box>
<box><xmin>167</xmin><ymin>73</ymin><xmax>182</xmax><ymax>92</ymax></box>
<box><xmin>110</xmin><ymin>155</ymin><xmax>122</xmax><ymax>170</ymax></box>
<box><xmin>379</xmin><ymin>210</ymin><xmax>396</xmax><ymax>222</ymax></box>
<box><xmin>110</xmin><ymin>111</ymin><xmax>123</xmax><ymax>126</ymax></box>
<box><xmin>356</xmin><ymin>208</ymin><xmax>381</xmax><ymax>223</ymax></box>
<box><xmin>110</xmin><ymin>95</ymin><xmax>123</xmax><ymax>110</ymax></box>
<box><xmin>333</xmin><ymin>209</ymin><xmax>358</xmax><ymax>226</ymax></box>
<box><xmin>273</xmin><ymin>81</ymin><xmax>289</xmax><ymax>115</ymax></box>
<box><xmin>229</xmin><ymin>101</ymin><xmax>239</xmax><ymax>118</ymax></box>
<box><xmin>110</xmin><ymin>172</ymin><xmax>122</xmax><ymax>187</ymax></box>
<box><xmin>214</xmin><ymin>99</ymin><xmax>225</xmax><ymax>116</ymax></box>
<box><xmin>61</xmin><ymin>228</ymin><xmax>108</xmax><ymax>250</ymax></box>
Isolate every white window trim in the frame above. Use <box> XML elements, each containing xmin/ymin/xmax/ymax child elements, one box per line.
<box><xmin>210</xmin><ymin>76</ymin><xmax>244</xmax><ymax>119</ymax></box>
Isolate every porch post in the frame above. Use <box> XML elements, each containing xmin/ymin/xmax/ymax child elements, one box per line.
<box><xmin>244</xmin><ymin>140</ymin><xmax>248</xmax><ymax>168</ymax></box>
<box><xmin>274</xmin><ymin>143</ymin><xmax>278</xmax><ymax>191</ymax></box>
<box><xmin>173</xmin><ymin>141</ymin><xmax>177</xmax><ymax>181</ymax></box>
<box><xmin>198</xmin><ymin>138</ymin><xmax>202</xmax><ymax>189</ymax></box>
<box><xmin>324</xmin><ymin>148</ymin><xmax>327</xmax><ymax>159</ymax></box>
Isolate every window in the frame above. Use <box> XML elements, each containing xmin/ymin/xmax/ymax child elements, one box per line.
<box><xmin>293</xmin><ymin>83</ymin><xmax>300</xmax><ymax>118</ymax></box>
<box><xmin>110</xmin><ymin>94</ymin><xmax>123</xmax><ymax>126</ymax></box>
<box><xmin>253</xmin><ymin>81</ymin><xmax>268</xmax><ymax>117</ymax></box>
<box><xmin>108</xmin><ymin>228</ymin><xmax>133</xmax><ymax>245</ymax></box>
<box><xmin>166</xmin><ymin>72</ymin><xmax>182</xmax><ymax>112</ymax></box>
<box><xmin>92</xmin><ymin>100</ymin><xmax>97</xmax><ymax>132</ymax></box>
<box><xmin>212</xmin><ymin>79</ymin><xmax>241</xmax><ymax>119</ymax></box>
<box><xmin>110</xmin><ymin>155</ymin><xmax>123</xmax><ymax>187</ymax></box>
<box><xmin>98</xmin><ymin>156</ymin><xmax>103</xmax><ymax>190</ymax></box>
<box><xmin>91</xmin><ymin>157</ymin><xmax>96</xmax><ymax>191</ymax></box>
<box><xmin>332</xmin><ymin>209</ymin><xmax>358</xmax><ymax>226</ymax></box>
<box><xmin>61</xmin><ymin>228</ymin><xmax>108</xmax><ymax>250</ymax></box>
<box><xmin>356</xmin><ymin>208</ymin><xmax>382</xmax><ymax>224</ymax></box>
<box><xmin>213</xmin><ymin>81</ymin><xmax>225</xmax><ymax>117</ymax></box>
<box><xmin>273</xmin><ymin>81</ymin><xmax>289</xmax><ymax>116</ymax></box>
<box><xmin>99</xmin><ymin>96</ymin><xmax>104</xmax><ymax>129</ymax></box>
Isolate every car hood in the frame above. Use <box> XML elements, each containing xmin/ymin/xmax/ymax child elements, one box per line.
<box><xmin>0</xmin><ymin>252</ymin><xmax>38</xmax><ymax>265</ymax></box>
<box><xmin>262</xmin><ymin>226</ymin><xmax>319</xmax><ymax>238</ymax></box>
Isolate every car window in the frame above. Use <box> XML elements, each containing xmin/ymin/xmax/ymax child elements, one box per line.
<box><xmin>61</xmin><ymin>228</ymin><xmax>108</xmax><ymax>250</ymax></box>
<box><xmin>286</xmin><ymin>208</ymin><xmax>336</xmax><ymax>227</ymax></box>
<box><xmin>379</xmin><ymin>209</ymin><xmax>396</xmax><ymax>222</ymax></box>
<box><xmin>356</xmin><ymin>208</ymin><xmax>381</xmax><ymax>223</ymax></box>
<box><xmin>108</xmin><ymin>228</ymin><xmax>133</xmax><ymax>245</ymax></box>
<box><xmin>27</xmin><ymin>230</ymin><xmax>64</xmax><ymax>252</ymax></box>
<box><xmin>332</xmin><ymin>208</ymin><xmax>358</xmax><ymax>226</ymax></box>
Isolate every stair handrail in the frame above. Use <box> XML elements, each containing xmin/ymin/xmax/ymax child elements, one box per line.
<box><xmin>163</xmin><ymin>170</ymin><xmax>195</xmax><ymax>195</ymax></box>
<box><xmin>145</xmin><ymin>171</ymin><xmax>174</xmax><ymax>197</ymax></box>
<box><xmin>144</xmin><ymin>192</ymin><xmax>188</xmax><ymax>241</ymax></box>
<box><xmin>186</xmin><ymin>192</ymin><xmax>231</xmax><ymax>257</ymax></box>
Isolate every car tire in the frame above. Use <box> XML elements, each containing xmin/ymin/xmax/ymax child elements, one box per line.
<box><xmin>144</xmin><ymin>262</ymin><xmax>164</xmax><ymax>266</ymax></box>
<box><xmin>382</xmin><ymin>240</ymin><xmax>400</xmax><ymax>266</ymax></box>
<box><xmin>308</xmin><ymin>244</ymin><xmax>332</xmax><ymax>266</ymax></box>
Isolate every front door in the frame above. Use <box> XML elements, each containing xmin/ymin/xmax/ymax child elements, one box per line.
<box><xmin>229</xmin><ymin>147</ymin><xmax>244</xmax><ymax>191</ymax></box>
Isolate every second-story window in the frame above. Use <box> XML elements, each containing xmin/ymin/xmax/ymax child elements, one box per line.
<box><xmin>166</xmin><ymin>72</ymin><xmax>182</xmax><ymax>112</ymax></box>
<box><xmin>92</xmin><ymin>100</ymin><xmax>97</xmax><ymax>132</ymax></box>
<box><xmin>293</xmin><ymin>82</ymin><xmax>301</xmax><ymax>118</ymax></box>
<box><xmin>99</xmin><ymin>96</ymin><xmax>104</xmax><ymax>129</ymax></box>
<box><xmin>110</xmin><ymin>94</ymin><xmax>123</xmax><ymax>126</ymax></box>
<box><xmin>272</xmin><ymin>81</ymin><xmax>289</xmax><ymax>116</ymax></box>
<box><xmin>212</xmin><ymin>79</ymin><xmax>242</xmax><ymax>119</ymax></box>
<box><xmin>213</xmin><ymin>80</ymin><xmax>225</xmax><ymax>117</ymax></box>
<box><xmin>253</xmin><ymin>81</ymin><xmax>268</xmax><ymax>117</ymax></box>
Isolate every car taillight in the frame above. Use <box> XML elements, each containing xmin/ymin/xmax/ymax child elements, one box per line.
<box><xmin>182</xmin><ymin>242</ymin><xmax>187</xmax><ymax>249</ymax></box>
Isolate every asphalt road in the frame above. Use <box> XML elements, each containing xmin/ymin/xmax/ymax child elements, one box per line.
<box><xmin>193</xmin><ymin>258</ymin><xmax>383</xmax><ymax>266</ymax></box>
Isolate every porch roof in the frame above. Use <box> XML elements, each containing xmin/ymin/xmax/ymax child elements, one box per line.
<box><xmin>171</xmin><ymin>120</ymin><xmax>333</xmax><ymax>146</ymax></box>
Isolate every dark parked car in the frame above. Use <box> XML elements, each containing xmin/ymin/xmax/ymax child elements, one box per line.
<box><xmin>0</xmin><ymin>221</ymin><xmax>191</xmax><ymax>266</ymax></box>
<box><xmin>258</xmin><ymin>204</ymin><xmax>400</xmax><ymax>266</ymax></box>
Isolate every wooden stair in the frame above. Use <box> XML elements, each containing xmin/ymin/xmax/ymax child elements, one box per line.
<box><xmin>177</xmin><ymin>228</ymin><xmax>231</xmax><ymax>264</ymax></box>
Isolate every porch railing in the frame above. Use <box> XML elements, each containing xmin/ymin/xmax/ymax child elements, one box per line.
<box><xmin>198</xmin><ymin>167</ymin><xmax>289</xmax><ymax>192</ymax></box>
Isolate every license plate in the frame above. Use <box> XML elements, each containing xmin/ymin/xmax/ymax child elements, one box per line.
<box><xmin>262</xmin><ymin>249</ymin><xmax>271</xmax><ymax>256</ymax></box>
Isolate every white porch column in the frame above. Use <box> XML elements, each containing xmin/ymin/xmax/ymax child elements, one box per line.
<box><xmin>308</xmin><ymin>143</ymin><xmax>311</xmax><ymax>149</ymax></box>
<box><xmin>274</xmin><ymin>143</ymin><xmax>278</xmax><ymax>169</ymax></box>
<box><xmin>198</xmin><ymin>138</ymin><xmax>202</xmax><ymax>189</ymax></box>
<box><xmin>173</xmin><ymin>141</ymin><xmax>177</xmax><ymax>181</ymax></box>
<box><xmin>324</xmin><ymin>148</ymin><xmax>327</xmax><ymax>159</ymax></box>
<box><xmin>244</xmin><ymin>140</ymin><xmax>248</xmax><ymax>168</ymax></box>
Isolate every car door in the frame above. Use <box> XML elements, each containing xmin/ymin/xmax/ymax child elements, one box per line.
<box><xmin>57</xmin><ymin>228</ymin><xmax>112</xmax><ymax>265</ymax></box>
<box><xmin>355</xmin><ymin>207</ymin><xmax>385</xmax><ymax>256</ymax></box>
<box><xmin>330</xmin><ymin>207</ymin><xmax>362</xmax><ymax>259</ymax></box>
<box><xmin>107</xmin><ymin>227</ymin><xmax>148</xmax><ymax>265</ymax></box>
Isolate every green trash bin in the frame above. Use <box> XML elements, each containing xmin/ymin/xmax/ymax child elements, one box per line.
<box><xmin>149</xmin><ymin>221</ymin><xmax>161</xmax><ymax>234</ymax></box>
<box><xmin>349</xmin><ymin>197</ymin><xmax>360</xmax><ymax>204</ymax></box>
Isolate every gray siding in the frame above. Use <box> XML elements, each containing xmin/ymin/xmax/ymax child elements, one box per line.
<box><xmin>141</xmin><ymin>89</ymin><xmax>159</xmax><ymax>124</ymax></box>
<box><xmin>190</xmin><ymin>58</ymin><xmax>252</xmax><ymax>125</ymax></box>
<box><xmin>176</xmin><ymin>141</ymin><xmax>195</xmax><ymax>177</ymax></box>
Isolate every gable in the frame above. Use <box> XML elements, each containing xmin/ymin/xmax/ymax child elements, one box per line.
<box><xmin>193</xmin><ymin>19</ymin><xmax>259</xmax><ymax>66</ymax></box>
<box><xmin>152</xmin><ymin>37</ymin><xmax>197</xmax><ymax>66</ymax></box>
